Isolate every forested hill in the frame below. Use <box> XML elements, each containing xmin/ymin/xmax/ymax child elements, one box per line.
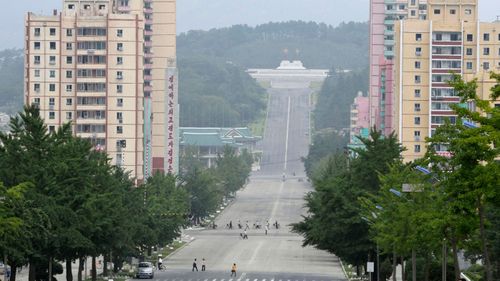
<box><xmin>0</xmin><ymin>49</ymin><xmax>24</xmax><ymax>114</ymax></box>
<box><xmin>178</xmin><ymin>21</ymin><xmax>368</xmax><ymax>69</ymax></box>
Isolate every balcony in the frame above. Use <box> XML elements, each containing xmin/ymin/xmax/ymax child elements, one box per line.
<box><xmin>144</xmin><ymin>52</ymin><xmax>153</xmax><ymax>58</ymax></box>
<box><xmin>384</xmin><ymin>39</ymin><xmax>395</xmax><ymax>46</ymax></box>
<box><xmin>144</xmin><ymin>75</ymin><xmax>152</xmax><ymax>81</ymax></box>
<box><xmin>145</xmin><ymin>18</ymin><xmax>153</xmax><ymax>25</ymax></box>
<box><xmin>144</xmin><ymin>30</ymin><xmax>153</xmax><ymax>36</ymax></box>
<box><xmin>384</xmin><ymin>19</ymin><xmax>395</xmax><ymax>25</ymax></box>
<box><xmin>144</xmin><ymin>41</ymin><xmax>153</xmax><ymax>47</ymax></box>
<box><xmin>384</xmin><ymin>29</ymin><xmax>395</xmax><ymax>36</ymax></box>
<box><xmin>118</xmin><ymin>5</ymin><xmax>131</xmax><ymax>12</ymax></box>
<box><xmin>144</xmin><ymin>85</ymin><xmax>153</xmax><ymax>92</ymax></box>
<box><xmin>144</xmin><ymin>63</ymin><xmax>153</xmax><ymax>69</ymax></box>
<box><xmin>384</xmin><ymin>50</ymin><xmax>395</xmax><ymax>58</ymax></box>
<box><xmin>144</xmin><ymin>8</ymin><xmax>153</xmax><ymax>14</ymax></box>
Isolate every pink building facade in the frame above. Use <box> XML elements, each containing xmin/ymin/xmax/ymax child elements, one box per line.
<box><xmin>349</xmin><ymin>92</ymin><xmax>370</xmax><ymax>146</ymax></box>
<box><xmin>369</xmin><ymin>0</ymin><xmax>427</xmax><ymax>136</ymax></box>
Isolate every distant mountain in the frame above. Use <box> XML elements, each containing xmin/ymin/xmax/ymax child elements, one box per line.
<box><xmin>178</xmin><ymin>21</ymin><xmax>369</xmax><ymax>69</ymax></box>
<box><xmin>0</xmin><ymin>49</ymin><xmax>24</xmax><ymax>114</ymax></box>
<box><xmin>0</xmin><ymin>21</ymin><xmax>369</xmax><ymax>121</ymax></box>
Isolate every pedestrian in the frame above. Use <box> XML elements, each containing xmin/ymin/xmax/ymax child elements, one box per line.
<box><xmin>265</xmin><ymin>224</ymin><xmax>269</xmax><ymax>235</ymax></box>
<box><xmin>243</xmin><ymin>230</ymin><xmax>248</xmax><ymax>239</ymax></box>
<box><xmin>275</xmin><ymin>220</ymin><xmax>279</xmax><ymax>229</ymax></box>
<box><xmin>230</xmin><ymin>263</ymin><xmax>237</xmax><ymax>277</ymax></box>
<box><xmin>192</xmin><ymin>258</ymin><xmax>198</xmax><ymax>271</ymax></box>
<box><xmin>245</xmin><ymin>221</ymin><xmax>249</xmax><ymax>231</ymax></box>
<box><xmin>237</xmin><ymin>219</ymin><xmax>242</xmax><ymax>229</ymax></box>
<box><xmin>229</xmin><ymin>220</ymin><xmax>233</xmax><ymax>229</ymax></box>
<box><xmin>201</xmin><ymin>258</ymin><xmax>206</xmax><ymax>271</ymax></box>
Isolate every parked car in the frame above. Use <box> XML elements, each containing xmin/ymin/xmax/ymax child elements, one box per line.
<box><xmin>136</xmin><ymin>262</ymin><xmax>155</xmax><ymax>279</ymax></box>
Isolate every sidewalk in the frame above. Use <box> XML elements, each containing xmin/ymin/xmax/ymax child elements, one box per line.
<box><xmin>14</xmin><ymin>258</ymin><xmax>104</xmax><ymax>281</ymax></box>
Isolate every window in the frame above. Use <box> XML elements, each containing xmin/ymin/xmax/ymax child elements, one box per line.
<box><xmin>117</xmin><ymin>29</ymin><xmax>123</xmax><ymax>37</ymax></box>
<box><xmin>66</xmin><ymin>71</ymin><xmax>72</xmax><ymax>78</ymax></box>
<box><xmin>49</xmin><ymin>126</ymin><xmax>56</xmax><ymax>133</ymax></box>
<box><xmin>49</xmin><ymin>56</ymin><xmax>56</xmax><ymax>65</ymax></box>
<box><xmin>66</xmin><ymin>43</ymin><xmax>72</xmax><ymax>50</ymax></box>
<box><xmin>33</xmin><ymin>98</ymin><xmax>40</xmax><ymax>104</ymax></box>
<box><xmin>68</xmin><ymin>4</ymin><xmax>74</xmax><ymax>9</ymax></box>
<box><xmin>410</xmin><ymin>0</ymin><xmax>416</xmax><ymax>5</ymax></box>
<box><xmin>117</xmin><ymin>126</ymin><xmax>123</xmax><ymax>134</ymax></box>
<box><xmin>49</xmin><ymin>112</ymin><xmax>55</xmax><ymax>119</ymax></box>
<box><xmin>34</xmin><ymin>28</ymin><xmax>40</xmax><ymax>36</ymax></box>
<box><xmin>416</xmin><ymin>33</ymin><xmax>422</xmax><ymax>41</ymax></box>
<box><xmin>34</xmin><ymin>56</ymin><xmax>41</xmax><ymax>64</ymax></box>
<box><xmin>415</xmin><ymin>61</ymin><xmax>421</xmax><ymax>69</ymax></box>
<box><xmin>49</xmin><ymin>98</ymin><xmax>55</xmax><ymax>106</ymax></box>
<box><xmin>414</xmin><ymin>89</ymin><xmax>421</xmax><ymax>98</ymax></box>
<box><xmin>84</xmin><ymin>4</ymin><xmax>90</xmax><ymax>9</ymax></box>
<box><xmin>414</xmin><ymin>103</ymin><xmax>421</xmax><ymax>112</ymax></box>
<box><xmin>50</xmin><ymin>28</ymin><xmax>56</xmax><ymax>36</ymax></box>
<box><xmin>66</xmin><ymin>112</ymin><xmax>73</xmax><ymax>120</ymax></box>
<box><xmin>50</xmin><ymin>41</ymin><xmax>56</xmax><ymax>50</ymax></box>
<box><xmin>34</xmin><ymin>69</ymin><xmax>40</xmax><ymax>77</ymax></box>
<box><xmin>450</xmin><ymin>9</ymin><xmax>456</xmax><ymax>15</ymax></box>
<box><xmin>49</xmin><ymin>70</ymin><xmax>56</xmax><ymax>78</ymax></box>
<box><xmin>498</xmin><ymin>34</ymin><xmax>500</xmax><ymax>41</ymax></box>
<box><xmin>434</xmin><ymin>9</ymin><xmax>441</xmax><ymax>15</ymax></box>
<box><xmin>483</xmin><ymin>62</ymin><xmax>490</xmax><ymax>70</ymax></box>
<box><xmin>66</xmin><ymin>85</ymin><xmax>73</xmax><ymax>92</ymax></box>
<box><xmin>117</xmin><ymin>57</ymin><xmax>123</xmax><ymax>64</ymax></box>
<box><xmin>484</xmin><ymin>33</ymin><xmax>490</xmax><ymax>41</ymax></box>
<box><xmin>484</xmin><ymin>47</ymin><xmax>490</xmax><ymax>55</ymax></box>
<box><xmin>435</xmin><ymin>33</ymin><xmax>443</xmax><ymax>41</ymax></box>
<box><xmin>34</xmin><ymin>42</ymin><xmax>41</xmax><ymax>50</ymax></box>
<box><xmin>466</xmin><ymin>62</ymin><xmax>473</xmax><ymax>69</ymax></box>
<box><xmin>416</xmin><ymin>47</ymin><xmax>422</xmax><ymax>56</ymax></box>
<box><xmin>66</xmin><ymin>98</ymin><xmax>73</xmax><ymax>105</ymax></box>
<box><xmin>414</xmin><ymin>145</ymin><xmax>421</xmax><ymax>153</ymax></box>
<box><xmin>415</xmin><ymin>75</ymin><xmax>421</xmax><ymax>84</ymax></box>
<box><xmin>466</xmin><ymin>48</ymin><xmax>473</xmax><ymax>56</ymax></box>
<box><xmin>414</xmin><ymin>131</ymin><xmax>421</xmax><ymax>141</ymax></box>
<box><xmin>66</xmin><ymin>29</ymin><xmax>73</xmax><ymax>36</ymax></box>
<box><xmin>49</xmin><ymin>84</ymin><xmax>56</xmax><ymax>92</ymax></box>
<box><xmin>465</xmin><ymin>9</ymin><xmax>472</xmax><ymax>15</ymax></box>
<box><xmin>66</xmin><ymin>56</ymin><xmax>73</xmax><ymax>64</ymax></box>
<box><xmin>411</xmin><ymin>10</ymin><xmax>416</xmax><ymax>16</ymax></box>
<box><xmin>467</xmin><ymin>34</ymin><xmax>473</xmax><ymax>42</ymax></box>
<box><xmin>117</xmin><ymin>112</ymin><xmax>123</xmax><ymax>120</ymax></box>
<box><xmin>117</xmin><ymin>85</ymin><xmax>123</xmax><ymax>93</ymax></box>
<box><xmin>99</xmin><ymin>4</ymin><xmax>106</xmax><ymax>9</ymax></box>
<box><xmin>117</xmin><ymin>98</ymin><xmax>123</xmax><ymax>107</ymax></box>
<box><xmin>117</xmin><ymin>71</ymin><xmax>123</xmax><ymax>80</ymax></box>
<box><xmin>34</xmin><ymin>84</ymin><xmax>40</xmax><ymax>92</ymax></box>
<box><xmin>117</xmin><ymin>43</ymin><xmax>123</xmax><ymax>51</ymax></box>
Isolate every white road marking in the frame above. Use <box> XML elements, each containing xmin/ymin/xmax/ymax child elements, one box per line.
<box><xmin>284</xmin><ymin>96</ymin><xmax>291</xmax><ymax>170</ymax></box>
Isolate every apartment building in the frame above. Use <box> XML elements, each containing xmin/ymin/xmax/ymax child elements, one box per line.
<box><xmin>393</xmin><ymin>0</ymin><xmax>500</xmax><ymax>162</ymax></box>
<box><xmin>348</xmin><ymin>92</ymin><xmax>370</xmax><ymax>151</ymax></box>
<box><xmin>24</xmin><ymin>0</ymin><xmax>178</xmax><ymax>181</ymax></box>
<box><xmin>369</xmin><ymin>0</ymin><xmax>428</xmax><ymax>136</ymax></box>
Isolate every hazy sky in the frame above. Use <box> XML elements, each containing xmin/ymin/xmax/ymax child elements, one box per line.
<box><xmin>2</xmin><ymin>0</ymin><xmax>499</xmax><ymax>49</ymax></box>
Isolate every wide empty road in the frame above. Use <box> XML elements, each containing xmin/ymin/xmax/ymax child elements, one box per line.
<box><xmin>158</xmin><ymin>82</ymin><xmax>345</xmax><ymax>281</ymax></box>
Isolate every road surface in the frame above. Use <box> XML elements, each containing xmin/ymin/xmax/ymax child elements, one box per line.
<box><xmin>159</xmin><ymin>82</ymin><xmax>345</xmax><ymax>281</ymax></box>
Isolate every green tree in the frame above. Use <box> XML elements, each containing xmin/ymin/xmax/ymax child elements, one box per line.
<box><xmin>423</xmin><ymin>73</ymin><xmax>500</xmax><ymax>281</ymax></box>
<box><xmin>293</xmin><ymin>129</ymin><xmax>404</xmax><ymax>280</ymax></box>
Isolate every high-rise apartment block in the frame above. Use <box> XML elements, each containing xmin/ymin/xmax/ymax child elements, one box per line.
<box><xmin>392</xmin><ymin>0</ymin><xmax>500</xmax><ymax>161</ymax></box>
<box><xmin>369</xmin><ymin>0</ymin><xmax>428</xmax><ymax>136</ymax></box>
<box><xmin>24</xmin><ymin>0</ymin><xmax>178</xmax><ymax>181</ymax></box>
